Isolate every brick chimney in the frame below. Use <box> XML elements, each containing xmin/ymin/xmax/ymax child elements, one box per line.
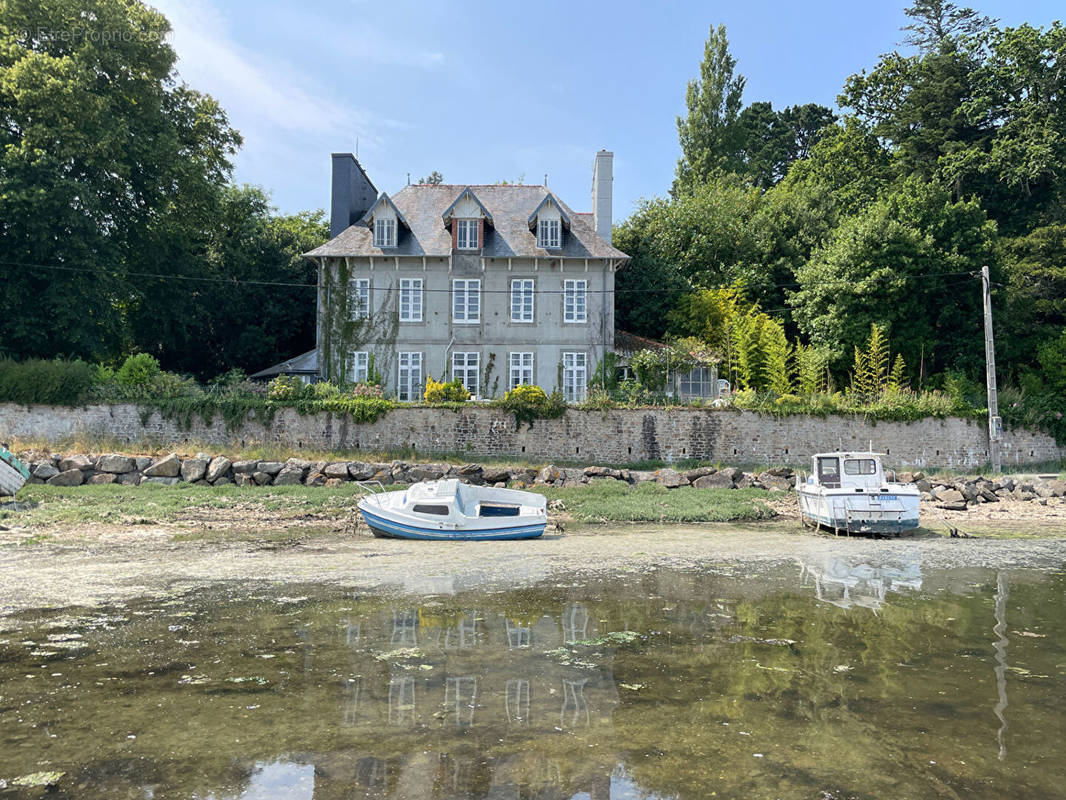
<box><xmin>591</xmin><ymin>150</ymin><xmax>613</xmax><ymax>244</ymax></box>
<box><xmin>330</xmin><ymin>153</ymin><xmax>378</xmax><ymax>239</ymax></box>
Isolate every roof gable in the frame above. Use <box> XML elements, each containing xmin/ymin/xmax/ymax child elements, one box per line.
<box><xmin>527</xmin><ymin>193</ymin><xmax>571</xmax><ymax>229</ymax></box>
<box><xmin>442</xmin><ymin>187</ymin><xmax>493</xmax><ymax>224</ymax></box>
<box><xmin>357</xmin><ymin>192</ymin><xmax>410</xmax><ymax>230</ymax></box>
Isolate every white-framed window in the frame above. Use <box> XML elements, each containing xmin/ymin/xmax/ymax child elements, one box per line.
<box><xmin>509</xmin><ymin>352</ymin><xmax>534</xmax><ymax>389</ymax></box>
<box><xmin>452</xmin><ymin>279</ymin><xmax>480</xmax><ymax>323</ymax></box>
<box><xmin>564</xmin><ymin>279</ymin><xmax>587</xmax><ymax>323</ymax></box>
<box><xmin>374</xmin><ymin>217</ymin><xmax>396</xmax><ymax>248</ymax></box>
<box><xmin>350</xmin><ymin>351</ymin><xmax>369</xmax><ymax>383</ymax></box>
<box><xmin>537</xmin><ymin>218</ymin><xmax>560</xmax><ymax>248</ymax></box>
<box><xmin>678</xmin><ymin>366</ymin><xmax>714</xmax><ymax>399</ymax></box>
<box><xmin>451</xmin><ymin>352</ymin><xmax>479</xmax><ymax>397</ymax></box>
<box><xmin>399</xmin><ymin>278</ymin><xmax>423</xmax><ymax>322</ymax></box>
<box><xmin>510</xmin><ymin>279</ymin><xmax>534</xmax><ymax>322</ymax></box>
<box><xmin>397</xmin><ymin>351</ymin><xmax>423</xmax><ymax>401</ymax></box>
<box><xmin>350</xmin><ymin>278</ymin><xmax>371</xmax><ymax>320</ymax></box>
<box><xmin>456</xmin><ymin>219</ymin><xmax>479</xmax><ymax>250</ymax></box>
<box><xmin>563</xmin><ymin>352</ymin><xmax>587</xmax><ymax>402</ymax></box>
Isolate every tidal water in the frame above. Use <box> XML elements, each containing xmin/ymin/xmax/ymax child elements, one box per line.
<box><xmin>1</xmin><ymin>556</ymin><xmax>1064</xmax><ymax>799</ymax></box>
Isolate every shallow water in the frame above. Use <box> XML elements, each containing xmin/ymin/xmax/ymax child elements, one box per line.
<box><xmin>1</xmin><ymin>555</ymin><xmax>1065</xmax><ymax>799</ymax></box>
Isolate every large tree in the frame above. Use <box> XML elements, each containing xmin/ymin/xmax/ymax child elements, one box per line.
<box><xmin>0</xmin><ymin>0</ymin><xmax>241</xmax><ymax>361</ymax></box>
<box><xmin>736</xmin><ymin>102</ymin><xmax>836</xmax><ymax>189</ymax></box>
<box><xmin>673</xmin><ymin>24</ymin><xmax>746</xmax><ymax>196</ymax></box>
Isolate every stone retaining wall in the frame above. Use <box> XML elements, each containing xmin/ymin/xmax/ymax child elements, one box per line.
<box><xmin>1</xmin><ymin>402</ymin><xmax>1063</xmax><ymax>469</ymax></box>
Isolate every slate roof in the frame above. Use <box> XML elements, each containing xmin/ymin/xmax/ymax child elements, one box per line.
<box><xmin>304</xmin><ymin>185</ymin><xmax>628</xmax><ymax>261</ymax></box>
<box><xmin>249</xmin><ymin>349</ymin><xmax>318</xmax><ymax>380</ymax></box>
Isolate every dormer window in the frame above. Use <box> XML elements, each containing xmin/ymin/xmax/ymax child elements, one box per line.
<box><xmin>374</xmin><ymin>217</ymin><xmax>396</xmax><ymax>248</ymax></box>
<box><xmin>537</xmin><ymin>219</ymin><xmax>560</xmax><ymax>249</ymax></box>
<box><xmin>456</xmin><ymin>219</ymin><xmax>479</xmax><ymax>250</ymax></box>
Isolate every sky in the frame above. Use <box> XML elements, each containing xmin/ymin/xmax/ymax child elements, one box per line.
<box><xmin>150</xmin><ymin>0</ymin><xmax>1063</xmax><ymax>224</ymax></box>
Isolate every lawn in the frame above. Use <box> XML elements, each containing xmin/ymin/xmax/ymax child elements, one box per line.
<box><xmin>2</xmin><ymin>480</ymin><xmax>775</xmax><ymax>530</ymax></box>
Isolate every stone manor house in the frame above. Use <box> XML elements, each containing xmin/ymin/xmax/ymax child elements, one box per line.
<box><xmin>301</xmin><ymin>151</ymin><xmax>628</xmax><ymax>401</ymax></box>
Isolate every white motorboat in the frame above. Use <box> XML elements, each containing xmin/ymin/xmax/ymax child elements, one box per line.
<box><xmin>356</xmin><ymin>479</ymin><xmax>548</xmax><ymax>540</ymax></box>
<box><xmin>796</xmin><ymin>451</ymin><xmax>920</xmax><ymax>535</ymax></box>
<box><xmin>0</xmin><ymin>446</ymin><xmax>30</xmax><ymax>497</ymax></box>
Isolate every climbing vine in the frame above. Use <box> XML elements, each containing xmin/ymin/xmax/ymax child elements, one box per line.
<box><xmin>318</xmin><ymin>258</ymin><xmax>399</xmax><ymax>385</ymax></box>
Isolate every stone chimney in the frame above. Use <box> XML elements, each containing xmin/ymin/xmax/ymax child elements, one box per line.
<box><xmin>591</xmin><ymin>150</ymin><xmax>613</xmax><ymax>244</ymax></box>
<box><xmin>330</xmin><ymin>153</ymin><xmax>378</xmax><ymax>239</ymax></box>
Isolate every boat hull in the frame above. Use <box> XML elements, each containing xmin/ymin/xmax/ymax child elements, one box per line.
<box><xmin>0</xmin><ymin>457</ymin><xmax>29</xmax><ymax>497</ymax></box>
<box><xmin>360</xmin><ymin>508</ymin><xmax>545</xmax><ymax>541</ymax></box>
<box><xmin>798</xmin><ymin>488</ymin><xmax>919</xmax><ymax>534</ymax></box>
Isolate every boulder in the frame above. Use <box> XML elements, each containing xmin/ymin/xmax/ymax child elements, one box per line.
<box><xmin>897</xmin><ymin>471</ymin><xmax>914</xmax><ymax>484</ymax></box>
<box><xmin>206</xmin><ymin>456</ymin><xmax>232</xmax><ymax>483</ymax></box>
<box><xmin>257</xmin><ymin>461</ymin><xmax>285</xmax><ymax>476</ymax></box>
<box><xmin>693</xmin><ymin>472</ymin><xmax>734</xmax><ymax>489</ymax></box>
<box><xmin>142</xmin><ymin>476</ymin><xmax>179</xmax><ymax>486</ymax></box>
<box><xmin>560</xmin><ymin>467</ymin><xmax>587</xmax><ymax>487</ymax></box>
<box><xmin>86</xmin><ymin>473</ymin><xmax>117</xmax><ymax>485</ymax></box>
<box><xmin>584</xmin><ymin>465</ymin><xmax>612</xmax><ymax>478</ymax></box>
<box><xmin>252</xmin><ymin>471</ymin><xmax>273</xmax><ymax>485</ymax></box>
<box><xmin>719</xmin><ymin>467</ymin><xmax>741</xmax><ymax>482</ymax></box>
<box><xmin>629</xmin><ymin>470</ymin><xmax>657</xmax><ymax>483</ymax></box>
<box><xmin>324</xmin><ymin>463</ymin><xmax>350</xmax><ymax>479</ymax></box>
<box><xmin>979</xmin><ymin>488</ymin><xmax>1000</xmax><ymax>503</ymax></box>
<box><xmin>915</xmin><ymin>479</ymin><xmax>932</xmax><ymax>493</ymax></box>
<box><xmin>180</xmin><ymin>457</ymin><xmax>209</xmax><ymax>483</ymax></box>
<box><xmin>408</xmin><ymin>463</ymin><xmax>447</xmax><ymax>482</ymax></box>
<box><xmin>192</xmin><ymin>479</ymin><xmax>210</xmax><ymax>486</ymax></box>
<box><xmin>325</xmin><ymin>478</ymin><xmax>344</xmax><ymax>487</ymax></box>
<box><xmin>766</xmin><ymin>466</ymin><xmax>794</xmax><ymax>478</ymax></box>
<box><xmin>32</xmin><ymin>462</ymin><xmax>59</xmax><ymax>480</ymax></box>
<box><xmin>759</xmin><ymin>472</ymin><xmax>793</xmax><ymax>491</ymax></box>
<box><xmin>135</xmin><ymin>457</ymin><xmax>153</xmax><ymax>471</ymax></box>
<box><xmin>347</xmin><ymin>462</ymin><xmax>376</xmax><ymax>481</ymax></box>
<box><xmin>212</xmin><ymin>477</ymin><xmax>233</xmax><ymax>486</ymax></box>
<box><xmin>938</xmin><ymin>501</ymin><xmax>969</xmax><ymax>511</ymax></box>
<box><xmin>911</xmin><ymin>471</ymin><xmax>926</xmax><ymax>481</ymax></box>
<box><xmin>481</xmin><ymin>467</ymin><xmax>513</xmax><ymax>484</ymax></box>
<box><xmin>144</xmin><ymin>454</ymin><xmax>181</xmax><ymax>478</ymax></box>
<box><xmin>273</xmin><ymin>467</ymin><xmax>304</xmax><ymax>486</ymax></box>
<box><xmin>117</xmin><ymin>472</ymin><xmax>142</xmax><ymax>486</ymax></box>
<box><xmin>234</xmin><ymin>473</ymin><xmax>254</xmax><ymax>487</ymax></box>
<box><xmin>48</xmin><ymin>469</ymin><xmax>85</xmax><ymax>487</ymax></box>
<box><xmin>734</xmin><ymin>473</ymin><xmax>755</xmax><ymax>489</ymax></box>
<box><xmin>936</xmin><ymin>488</ymin><xmax>966</xmax><ymax>504</ymax></box>
<box><xmin>536</xmin><ymin>465</ymin><xmax>561</xmax><ymax>485</ymax></box>
<box><xmin>655</xmin><ymin>469</ymin><xmax>686</xmax><ymax>489</ymax></box>
<box><xmin>1035</xmin><ymin>484</ymin><xmax>1056</xmax><ymax>499</ymax></box>
<box><xmin>458</xmin><ymin>464</ymin><xmax>483</xmax><ymax>483</ymax></box>
<box><xmin>286</xmin><ymin>458</ymin><xmax>313</xmax><ymax>471</ymax></box>
<box><xmin>957</xmin><ymin>483</ymin><xmax>978</xmax><ymax>502</ymax></box>
<box><xmin>58</xmin><ymin>454</ymin><xmax>93</xmax><ymax>472</ymax></box>
<box><xmin>97</xmin><ymin>454</ymin><xmax>136</xmax><ymax>474</ymax></box>
<box><xmin>684</xmin><ymin>466</ymin><xmax>717</xmax><ymax>482</ymax></box>
<box><xmin>232</xmin><ymin>460</ymin><xmax>258</xmax><ymax>474</ymax></box>
<box><xmin>1046</xmin><ymin>479</ymin><xmax>1066</xmax><ymax>498</ymax></box>
<box><xmin>305</xmin><ymin>471</ymin><xmax>327</xmax><ymax>487</ymax></box>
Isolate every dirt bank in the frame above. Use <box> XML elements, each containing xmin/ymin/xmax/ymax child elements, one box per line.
<box><xmin>2</xmin><ymin>511</ymin><xmax>1065</xmax><ymax>614</ymax></box>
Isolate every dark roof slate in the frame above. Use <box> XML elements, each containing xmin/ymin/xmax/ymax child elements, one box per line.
<box><xmin>249</xmin><ymin>349</ymin><xmax>318</xmax><ymax>379</ymax></box>
<box><xmin>305</xmin><ymin>184</ymin><xmax>627</xmax><ymax>260</ymax></box>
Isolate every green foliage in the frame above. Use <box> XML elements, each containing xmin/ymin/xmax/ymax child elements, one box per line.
<box><xmin>1036</xmin><ymin>329</ymin><xmax>1066</xmax><ymax>396</ymax></box>
<box><xmin>674</xmin><ymin>24</ymin><xmax>746</xmax><ymax>195</ymax></box>
<box><xmin>848</xmin><ymin>323</ymin><xmax>890</xmax><ymax>400</ymax></box>
<box><xmin>424</xmin><ymin>377</ymin><xmax>469</xmax><ymax>403</ymax></box>
<box><xmin>492</xmin><ymin>385</ymin><xmax>565</xmax><ymax>429</ymax></box>
<box><xmin>733</xmin><ymin>387</ymin><xmax>978</xmax><ymax>422</ymax></box>
<box><xmin>0</xmin><ymin>358</ymin><xmax>97</xmax><ymax>406</ymax></box>
<box><xmin>888</xmin><ymin>353</ymin><xmax>909</xmax><ymax>390</ymax></box>
<box><xmin>267</xmin><ymin>375</ymin><xmax>312</xmax><ymax>402</ymax></box>
<box><xmin>114</xmin><ymin>354</ymin><xmax>162</xmax><ymax>388</ymax></box>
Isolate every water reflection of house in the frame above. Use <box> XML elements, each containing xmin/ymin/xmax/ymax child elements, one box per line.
<box><xmin>799</xmin><ymin>556</ymin><xmax>923</xmax><ymax>611</ymax></box>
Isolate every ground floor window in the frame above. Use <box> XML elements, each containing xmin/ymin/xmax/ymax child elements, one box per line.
<box><xmin>397</xmin><ymin>351</ymin><xmax>423</xmax><ymax>401</ymax></box>
<box><xmin>562</xmin><ymin>352</ymin><xmax>587</xmax><ymax>402</ymax></box>
<box><xmin>509</xmin><ymin>352</ymin><xmax>534</xmax><ymax>389</ymax></box>
<box><xmin>350</xmin><ymin>351</ymin><xmax>369</xmax><ymax>383</ymax></box>
<box><xmin>451</xmin><ymin>352</ymin><xmax>479</xmax><ymax>397</ymax></box>
<box><xmin>678</xmin><ymin>366</ymin><xmax>715</xmax><ymax>399</ymax></box>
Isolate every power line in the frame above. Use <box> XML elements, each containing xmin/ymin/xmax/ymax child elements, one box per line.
<box><xmin>3</xmin><ymin>259</ymin><xmax>983</xmax><ymax>295</ymax></box>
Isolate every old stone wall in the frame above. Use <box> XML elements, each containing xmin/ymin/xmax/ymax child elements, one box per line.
<box><xmin>1</xmin><ymin>403</ymin><xmax>1062</xmax><ymax>469</ymax></box>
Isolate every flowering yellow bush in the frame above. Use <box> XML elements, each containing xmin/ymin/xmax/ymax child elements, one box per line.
<box><xmin>424</xmin><ymin>376</ymin><xmax>469</xmax><ymax>403</ymax></box>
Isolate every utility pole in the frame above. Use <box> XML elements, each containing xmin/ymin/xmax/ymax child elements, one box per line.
<box><xmin>981</xmin><ymin>265</ymin><xmax>1002</xmax><ymax>472</ymax></box>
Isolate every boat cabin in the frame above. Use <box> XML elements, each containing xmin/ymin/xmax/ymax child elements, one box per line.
<box><xmin>810</xmin><ymin>452</ymin><xmax>887</xmax><ymax>492</ymax></box>
<box><xmin>400</xmin><ymin>479</ymin><xmax>527</xmax><ymax>520</ymax></box>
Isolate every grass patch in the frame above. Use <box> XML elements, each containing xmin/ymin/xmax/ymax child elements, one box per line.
<box><xmin>535</xmin><ymin>482</ymin><xmax>775</xmax><ymax>523</ymax></box>
<box><xmin>3</xmin><ymin>483</ymin><xmax>381</xmax><ymax>528</ymax></box>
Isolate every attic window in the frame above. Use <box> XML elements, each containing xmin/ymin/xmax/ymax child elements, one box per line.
<box><xmin>374</xmin><ymin>218</ymin><xmax>396</xmax><ymax>247</ymax></box>
<box><xmin>537</xmin><ymin>219</ymin><xmax>560</xmax><ymax>249</ymax></box>
<box><xmin>456</xmin><ymin>219</ymin><xmax>479</xmax><ymax>250</ymax></box>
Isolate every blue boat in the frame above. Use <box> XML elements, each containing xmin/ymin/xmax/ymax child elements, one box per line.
<box><xmin>356</xmin><ymin>479</ymin><xmax>547</xmax><ymax>541</ymax></box>
<box><xmin>0</xmin><ymin>445</ymin><xmax>30</xmax><ymax>497</ymax></box>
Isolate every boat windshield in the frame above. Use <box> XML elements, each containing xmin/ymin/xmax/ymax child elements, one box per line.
<box><xmin>844</xmin><ymin>459</ymin><xmax>878</xmax><ymax>476</ymax></box>
<box><xmin>817</xmin><ymin>457</ymin><xmax>840</xmax><ymax>487</ymax></box>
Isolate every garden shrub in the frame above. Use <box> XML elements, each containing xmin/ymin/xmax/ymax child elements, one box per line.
<box><xmin>0</xmin><ymin>358</ymin><xmax>97</xmax><ymax>406</ymax></box>
<box><xmin>493</xmin><ymin>384</ymin><xmax>565</xmax><ymax>428</ymax></box>
<box><xmin>424</xmin><ymin>377</ymin><xmax>469</xmax><ymax>403</ymax></box>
